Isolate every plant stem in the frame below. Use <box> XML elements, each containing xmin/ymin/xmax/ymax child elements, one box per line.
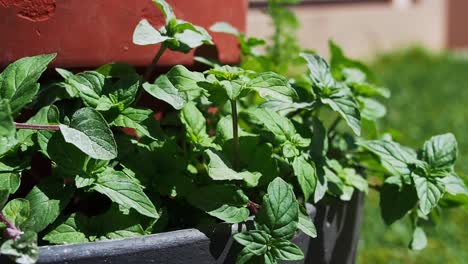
<box><xmin>327</xmin><ymin>116</ymin><xmax>341</xmax><ymax>140</ymax></box>
<box><xmin>15</xmin><ymin>123</ymin><xmax>60</xmax><ymax>131</ymax></box>
<box><xmin>143</xmin><ymin>44</ymin><xmax>168</xmax><ymax>83</ymax></box>
<box><xmin>247</xmin><ymin>200</ymin><xmax>260</xmax><ymax>215</ymax></box>
<box><xmin>0</xmin><ymin>212</ymin><xmax>22</xmax><ymax>240</ymax></box>
<box><xmin>231</xmin><ymin>100</ymin><xmax>240</xmax><ymax>171</ymax></box>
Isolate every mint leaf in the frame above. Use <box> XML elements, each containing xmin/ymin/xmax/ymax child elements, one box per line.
<box><xmin>292</xmin><ymin>156</ymin><xmax>316</xmax><ymax>201</ymax></box>
<box><xmin>321</xmin><ymin>86</ymin><xmax>361</xmax><ymax>136</ymax></box>
<box><xmin>410</xmin><ymin>227</ymin><xmax>427</xmax><ymax>251</ymax></box>
<box><xmin>0</xmin><ymin>99</ymin><xmax>16</xmax><ymax>156</ymax></box>
<box><xmin>215</xmin><ymin>115</ymin><xmax>252</xmax><ymax>144</ymax></box>
<box><xmin>133</xmin><ymin>19</ymin><xmax>170</xmax><ymax>45</ymax></box>
<box><xmin>112</xmin><ymin>107</ymin><xmax>155</xmax><ymax>139</ymax></box>
<box><xmin>180</xmin><ymin>102</ymin><xmax>212</xmax><ymax>147</ymax></box>
<box><xmin>101</xmin><ymin>75</ymin><xmax>140</xmax><ymax>110</ymax></box>
<box><xmin>2</xmin><ymin>199</ymin><xmax>30</xmax><ymax>228</ymax></box>
<box><xmin>43</xmin><ymin>214</ymin><xmax>89</xmax><ymax>244</ymax></box>
<box><xmin>297</xmin><ymin>205</ymin><xmax>316</xmax><ymax>238</ymax></box>
<box><xmin>188</xmin><ymin>184</ymin><xmax>249</xmax><ymax>223</ymax></box>
<box><xmin>413</xmin><ymin>175</ymin><xmax>445</xmax><ymax>215</ymax></box>
<box><xmin>66</xmin><ymin>71</ymin><xmax>105</xmax><ymax>108</ymax></box>
<box><xmin>47</xmin><ymin>133</ymin><xmax>88</xmax><ymax>175</ymax></box>
<box><xmin>210</xmin><ymin>22</ymin><xmax>239</xmax><ymax>36</ymax></box>
<box><xmin>0</xmin><ymin>172</ymin><xmax>20</xmax><ymax>207</ymax></box>
<box><xmin>205</xmin><ymin>150</ymin><xmax>261</xmax><ymax>186</ymax></box>
<box><xmin>441</xmin><ymin>175</ymin><xmax>468</xmax><ymax>196</ymax></box>
<box><xmin>248</xmin><ymin>72</ymin><xmax>298</xmax><ymax>102</ymax></box>
<box><xmin>257</xmin><ymin>177</ymin><xmax>299</xmax><ymax>239</ymax></box>
<box><xmin>358</xmin><ymin>140</ymin><xmax>418</xmax><ymax>176</ymax></box>
<box><xmin>234</xmin><ymin>230</ymin><xmax>270</xmax><ymax>255</ymax></box>
<box><xmin>152</xmin><ymin>0</ymin><xmax>175</xmax><ymax>24</ymax></box>
<box><xmin>300</xmin><ymin>53</ymin><xmax>334</xmax><ymax>89</ymax></box>
<box><xmin>0</xmin><ymin>54</ymin><xmax>56</xmax><ymax>114</ymax></box>
<box><xmin>422</xmin><ymin>133</ymin><xmax>458</xmax><ymax>170</ymax></box>
<box><xmin>359</xmin><ymin>97</ymin><xmax>386</xmax><ymax>120</ymax></box>
<box><xmin>380</xmin><ymin>182</ymin><xmax>418</xmax><ymax>225</ymax></box>
<box><xmin>0</xmin><ymin>231</ymin><xmax>38</xmax><ymax>264</ymax></box>
<box><xmin>23</xmin><ymin>179</ymin><xmax>73</xmax><ymax>233</ymax></box>
<box><xmin>143</xmin><ymin>65</ymin><xmax>205</xmax><ymax>110</ymax></box>
<box><xmin>272</xmin><ymin>239</ymin><xmax>304</xmax><ymax>261</ymax></box>
<box><xmin>249</xmin><ymin>108</ymin><xmax>296</xmax><ymax>143</ymax></box>
<box><xmin>59</xmin><ymin>108</ymin><xmax>117</xmax><ymax>160</ymax></box>
<box><xmin>92</xmin><ymin>169</ymin><xmax>159</xmax><ymax>219</ymax></box>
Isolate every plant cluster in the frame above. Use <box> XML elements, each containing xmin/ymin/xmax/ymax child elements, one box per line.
<box><xmin>0</xmin><ymin>0</ymin><xmax>466</xmax><ymax>263</ymax></box>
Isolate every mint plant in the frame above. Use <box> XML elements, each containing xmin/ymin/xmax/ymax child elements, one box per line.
<box><xmin>0</xmin><ymin>0</ymin><xmax>467</xmax><ymax>264</ymax></box>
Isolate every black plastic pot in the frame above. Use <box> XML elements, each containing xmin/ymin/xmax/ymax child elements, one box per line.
<box><xmin>1</xmin><ymin>193</ymin><xmax>364</xmax><ymax>264</ymax></box>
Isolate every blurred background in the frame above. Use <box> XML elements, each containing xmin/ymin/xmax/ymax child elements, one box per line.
<box><xmin>247</xmin><ymin>0</ymin><xmax>468</xmax><ymax>263</ymax></box>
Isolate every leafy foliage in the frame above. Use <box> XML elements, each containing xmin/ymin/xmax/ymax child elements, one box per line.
<box><xmin>0</xmin><ymin>2</ymin><xmax>466</xmax><ymax>264</ymax></box>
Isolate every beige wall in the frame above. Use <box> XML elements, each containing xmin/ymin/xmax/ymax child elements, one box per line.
<box><xmin>247</xmin><ymin>0</ymin><xmax>447</xmax><ymax>59</ymax></box>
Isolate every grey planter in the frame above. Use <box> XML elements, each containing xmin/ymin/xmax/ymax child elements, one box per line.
<box><xmin>1</xmin><ymin>193</ymin><xmax>364</xmax><ymax>264</ymax></box>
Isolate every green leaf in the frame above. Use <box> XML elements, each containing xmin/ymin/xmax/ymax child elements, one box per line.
<box><xmin>236</xmin><ymin>247</ymin><xmax>258</xmax><ymax>264</ymax></box>
<box><xmin>321</xmin><ymin>86</ymin><xmax>361</xmax><ymax>136</ymax></box>
<box><xmin>133</xmin><ymin>19</ymin><xmax>170</xmax><ymax>45</ymax></box>
<box><xmin>59</xmin><ymin>108</ymin><xmax>117</xmax><ymax>160</ymax></box>
<box><xmin>234</xmin><ymin>230</ymin><xmax>270</xmax><ymax>255</ymax></box>
<box><xmin>410</xmin><ymin>227</ymin><xmax>427</xmax><ymax>251</ymax></box>
<box><xmin>43</xmin><ymin>214</ymin><xmax>89</xmax><ymax>244</ymax></box>
<box><xmin>112</xmin><ymin>107</ymin><xmax>155</xmax><ymax>139</ymax></box>
<box><xmin>0</xmin><ymin>99</ymin><xmax>17</xmax><ymax>156</ymax></box>
<box><xmin>248</xmin><ymin>72</ymin><xmax>298</xmax><ymax>102</ymax></box>
<box><xmin>23</xmin><ymin>178</ymin><xmax>74</xmax><ymax>233</ymax></box>
<box><xmin>329</xmin><ymin>40</ymin><xmax>375</xmax><ymax>81</ymax></box>
<box><xmin>96</xmin><ymin>62</ymin><xmax>137</xmax><ymax>78</ymax></box>
<box><xmin>102</xmin><ymin>75</ymin><xmax>140</xmax><ymax>110</ymax></box>
<box><xmin>47</xmin><ymin>132</ymin><xmax>88</xmax><ymax>175</ymax></box>
<box><xmin>188</xmin><ymin>184</ymin><xmax>249</xmax><ymax>223</ymax></box>
<box><xmin>413</xmin><ymin>175</ymin><xmax>445</xmax><ymax>215</ymax></box>
<box><xmin>441</xmin><ymin>175</ymin><xmax>468</xmax><ymax>196</ymax></box>
<box><xmin>66</xmin><ymin>71</ymin><xmax>106</xmax><ymax>108</ymax></box>
<box><xmin>205</xmin><ymin>149</ymin><xmax>261</xmax><ymax>186</ymax></box>
<box><xmin>300</xmin><ymin>53</ymin><xmax>334</xmax><ymax>89</ymax></box>
<box><xmin>2</xmin><ymin>199</ymin><xmax>30</xmax><ymax>228</ymax></box>
<box><xmin>172</xmin><ymin>25</ymin><xmax>213</xmax><ymax>50</ymax></box>
<box><xmin>292</xmin><ymin>156</ymin><xmax>316</xmax><ymax>201</ymax></box>
<box><xmin>297</xmin><ymin>205</ymin><xmax>316</xmax><ymax>238</ymax></box>
<box><xmin>0</xmin><ymin>54</ymin><xmax>56</xmax><ymax>114</ymax></box>
<box><xmin>359</xmin><ymin>97</ymin><xmax>386</xmax><ymax>120</ymax></box>
<box><xmin>143</xmin><ymin>65</ymin><xmax>205</xmax><ymax>110</ymax></box>
<box><xmin>0</xmin><ymin>172</ymin><xmax>20</xmax><ymax>207</ymax></box>
<box><xmin>358</xmin><ymin>140</ymin><xmax>418</xmax><ymax>176</ymax></box>
<box><xmin>422</xmin><ymin>133</ymin><xmax>458</xmax><ymax>170</ymax></box>
<box><xmin>0</xmin><ymin>231</ymin><xmax>38</xmax><ymax>264</ymax></box>
<box><xmin>152</xmin><ymin>0</ymin><xmax>175</xmax><ymax>24</ymax></box>
<box><xmin>249</xmin><ymin>108</ymin><xmax>296</xmax><ymax>143</ymax></box>
<box><xmin>180</xmin><ymin>102</ymin><xmax>212</xmax><ymax>147</ymax></box>
<box><xmin>380</xmin><ymin>182</ymin><xmax>418</xmax><ymax>225</ymax></box>
<box><xmin>92</xmin><ymin>169</ymin><xmax>159</xmax><ymax>219</ymax></box>
<box><xmin>215</xmin><ymin>115</ymin><xmax>252</xmax><ymax>144</ymax></box>
<box><xmin>257</xmin><ymin>177</ymin><xmax>299</xmax><ymax>239</ymax></box>
<box><xmin>210</xmin><ymin>22</ymin><xmax>239</xmax><ymax>36</ymax></box>
<box><xmin>272</xmin><ymin>240</ymin><xmax>304</xmax><ymax>261</ymax></box>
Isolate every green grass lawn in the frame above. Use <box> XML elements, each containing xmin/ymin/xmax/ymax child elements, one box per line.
<box><xmin>357</xmin><ymin>48</ymin><xmax>468</xmax><ymax>264</ymax></box>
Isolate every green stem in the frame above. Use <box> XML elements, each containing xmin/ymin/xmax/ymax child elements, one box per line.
<box><xmin>327</xmin><ymin>116</ymin><xmax>341</xmax><ymax>140</ymax></box>
<box><xmin>15</xmin><ymin>123</ymin><xmax>60</xmax><ymax>131</ymax></box>
<box><xmin>143</xmin><ymin>44</ymin><xmax>168</xmax><ymax>83</ymax></box>
<box><xmin>231</xmin><ymin>100</ymin><xmax>240</xmax><ymax>171</ymax></box>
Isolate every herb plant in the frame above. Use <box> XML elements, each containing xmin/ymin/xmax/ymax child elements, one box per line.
<box><xmin>0</xmin><ymin>0</ymin><xmax>467</xmax><ymax>264</ymax></box>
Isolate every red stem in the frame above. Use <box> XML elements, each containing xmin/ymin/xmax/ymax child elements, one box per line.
<box><xmin>15</xmin><ymin>122</ymin><xmax>60</xmax><ymax>131</ymax></box>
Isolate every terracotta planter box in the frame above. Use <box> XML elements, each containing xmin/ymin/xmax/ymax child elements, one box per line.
<box><xmin>0</xmin><ymin>0</ymin><xmax>246</xmax><ymax>69</ymax></box>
